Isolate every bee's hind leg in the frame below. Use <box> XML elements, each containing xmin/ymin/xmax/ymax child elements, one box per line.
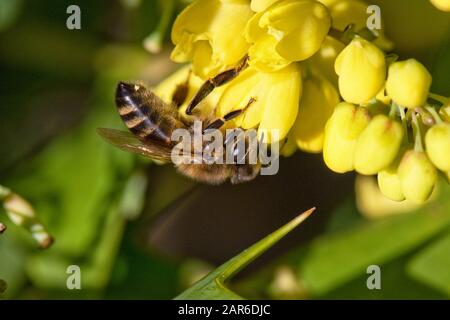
<box><xmin>186</xmin><ymin>55</ymin><xmax>249</xmax><ymax>115</ymax></box>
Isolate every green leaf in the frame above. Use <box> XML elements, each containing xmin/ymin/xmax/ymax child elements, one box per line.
<box><xmin>407</xmin><ymin>230</ymin><xmax>450</xmax><ymax>296</ymax></box>
<box><xmin>322</xmin><ymin>256</ymin><xmax>445</xmax><ymax>300</ymax></box>
<box><xmin>298</xmin><ymin>186</ymin><xmax>450</xmax><ymax>296</ymax></box>
<box><xmin>175</xmin><ymin>208</ymin><xmax>315</xmax><ymax>300</ymax></box>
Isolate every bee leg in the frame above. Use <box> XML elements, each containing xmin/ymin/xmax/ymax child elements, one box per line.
<box><xmin>186</xmin><ymin>55</ymin><xmax>249</xmax><ymax>115</ymax></box>
<box><xmin>203</xmin><ymin>97</ymin><xmax>256</xmax><ymax>133</ymax></box>
<box><xmin>172</xmin><ymin>68</ymin><xmax>192</xmax><ymax>108</ymax></box>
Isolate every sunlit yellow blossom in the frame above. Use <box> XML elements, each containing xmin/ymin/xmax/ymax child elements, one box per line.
<box><xmin>378</xmin><ymin>161</ymin><xmax>405</xmax><ymax>202</ymax></box>
<box><xmin>430</xmin><ymin>0</ymin><xmax>450</xmax><ymax>12</ymax></box>
<box><xmin>425</xmin><ymin>123</ymin><xmax>450</xmax><ymax>172</ymax></box>
<box><xmin>290</xmin><ymin>75</ymin><xmax>340</xmax><ymax>153</ymax></box>
<box><xmin>335</xmin><ymin>37</ymin><xmax>386</xmax><ymax>105</ymax></box>
<box><xmin>251</xmin><ymin>0</ymin><xmax>280</xmax><ymax>12</ymax></box>
<box><xmin>216</xmin><ymin>64</ymin><xmax>302</xmax><ymax>143</ymax></box>
<box><xmin>354</xmin><ymin>115</ymin><xmax>404</xmax><ymax>175</ymax></box>
<box><xmin>398</xmin><ymin>150</ymin><xmax>437</xmax><ymax>203</ymax></box>
<box><xmin>323</xmin><ymin>102</ymin><xmax>371</xmax><ymax>173</ymax></box>
<box><xmin>171</xmin><ymin>0</ymin><xmax>254</xmax><ymax>78</ymax></box>
<box><xmin>246</xmin><ymin>0</ymin><xmax>331</xmax><ymax>72</ymax></box>
<box><xmin>386</xmin><ymin>59</ymin><xmax>432</xmax><ymax>109</ymax></box>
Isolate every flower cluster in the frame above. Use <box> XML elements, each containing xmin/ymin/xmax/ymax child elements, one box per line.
<box><xmin>162</xmin><ymin>0</ymin><xmax>449</xmax><ymax>202</ymax></box>
<box><xmin>324</xmin><ymin>41</ymin><xmax>449</xmax><ymax>204</ymax></box>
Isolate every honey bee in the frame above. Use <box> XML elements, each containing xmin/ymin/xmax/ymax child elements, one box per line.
<box><xmin>98</xmin><ymin>57</ymin><xmax>266</xmax><ymax>185</ymax></box>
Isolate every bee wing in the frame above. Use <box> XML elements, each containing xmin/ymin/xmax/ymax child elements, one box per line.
<box><xmin>97</xmin><ymin>128</ymin><xmax>173</xmax><ymax>161</ymax></box>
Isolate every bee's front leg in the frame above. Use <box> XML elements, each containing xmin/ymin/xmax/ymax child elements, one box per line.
<box><xmin>186</xmin><ymin>55</ymin><xmax>249</xmax><ymax>115</ymax></box>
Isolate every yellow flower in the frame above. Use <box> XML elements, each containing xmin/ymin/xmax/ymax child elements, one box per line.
<box><xmin>171</xmin><ymin>0</ymin><xmax>254</xmax><ymax>78</ymax></box>
<box><xmin>251</xmin><ymin>0</ymin><xmax>280</xmax><ymax>11</ymax></box>
<box><xmin>430</xmin><ymin>0</ymin><xmax>450</xmax><ymax>12</ymax></box>
<box><xmin>425</xmin><ymin>122</ymin><xmax>450</xmax><ymax>172</ymax></box>
<box><xmin>216</xmin><ymin>64</ymin><xmax>302</xmax><ymax>143</ymax></box>
<box><xmin>378</xmin><ymin>163</ymin><xmax>405</xmax><ymax>202</ymax></box>
<box><xmin>246</xmin><ymin>0</ymin><xmax>331</xmax><ymax>72</ymax></box>
<box><xmin>309</xmin><ymin>36</ymin><xmax>345</xmax><ymax>87</ymax></box>
<box><xmin>398</xmin><ymin>150</ymin><xmax>437</xmax><ymax>203</ymax></box>
<box><xmin>319</xmin><ymin>0</ymin><xmax>393</xmax><ymax>50</ymax></box>
<box><xmin>335</xmin><ymin>37</ymin><xmax>386</xmax><ymax>105</ymax></box>
<box><xmin>386</xmin><ymin>59</ymin><xmax>432</xmax><ymax>109</ymax></box>
<box><xmin>289</xmin><ymin>75</ymin><xmax>340</xmax><ymax>153</ymax></box>
<box><xmin>323</xmin><ymin>102</ymin><xmax>371</xmax><ymax>173</ymax></box>
<box><xmin>354</xmin><ymin>115</ymin><xmax>404</xmax><ymax>175</ymax></box>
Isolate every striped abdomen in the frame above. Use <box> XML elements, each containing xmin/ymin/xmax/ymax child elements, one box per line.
<box><xmin>115</xmin><ymin>82</ymin><xmax>182</xmax><ymax>145</ymax></box>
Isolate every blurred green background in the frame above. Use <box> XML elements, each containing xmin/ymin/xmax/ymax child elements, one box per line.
<box><xmin>0</xmin><ymin>0</ymin><xmax>449</xmax><ymax>300</ymax></box>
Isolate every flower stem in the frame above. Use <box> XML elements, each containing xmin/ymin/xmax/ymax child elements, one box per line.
<box><xmin>412</xmin><ymin>113</ymin><xmax>424</xmax><ymax>152</ymax></box>
<box><xmin>429</xmin><ymin>93</ymin><xmax>449</xmax><ymax>105</ymax></box>
<box><xmin>143</xmin><ymin>0</ymin><xmax>175</xmax><ymax>53</ymax></box>
<box><xmin>425</xmin><ymin>106</ymin><xmax>443</xmax><ymax>124</ymax></box>
<box><xmin>389</xmin><ymin>103</ymin><xmax>397</xmax><ymax>118</ymax></box>
<box><xmin>397</xmin><ymin>103</ymin><xmax>409</xmax><ymax>144</ymax></box>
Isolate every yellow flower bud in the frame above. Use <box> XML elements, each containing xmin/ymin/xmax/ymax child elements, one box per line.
<box><xmin>430</xmin><ymin>0</ymin><xmax>450</xmax><ymax>12</ymax></box>
<box><xmin>290</xmin><ymin>76</ymin><xmax>340</xmax><ymax>153</ymax></box>
<box><xmin>171</xmin><ymin>0</ymin><xmax>254</xmax><ymax>78</ymax></box>
<box><xmin>323</xmin><ymin>102</ymin><xmax>371</xmax><ymax>173</ymax></box>
<box><xmin>425</xmin><ymin>123</ymin><xmax>450</xmax><ymax>172</ymax></box>
<box><xmin>398</xmin><ymin>150</ymin><xmax>437</xmax><ymax>203</ymax></box>
<box><xmin>335</xmin><ymin>38</ymin><xmax>386</xmax><ymax>105</ymax></box>
<box><xmin>386</xmin><ymin>59</ymin><xmax>432</xmax><ymax>109</ymax></box>
<box><xmin>246</xmin><ymin>0</ymin><xmax>331</xmax><ymax>72</ymax></box>
<box><xmin>378</xmin><ymin>162</ymin><xmax>405</xmax><ymax>202</ymax></box>
<box><xmin>354</xmin><ymin>115</ymin><xmax>404</xmax><ymax>175</ymax></box>
<box><xmin>216</xmin><ymin>64</ymin><xmax>302</xmax><ymax>143</ymax></box>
